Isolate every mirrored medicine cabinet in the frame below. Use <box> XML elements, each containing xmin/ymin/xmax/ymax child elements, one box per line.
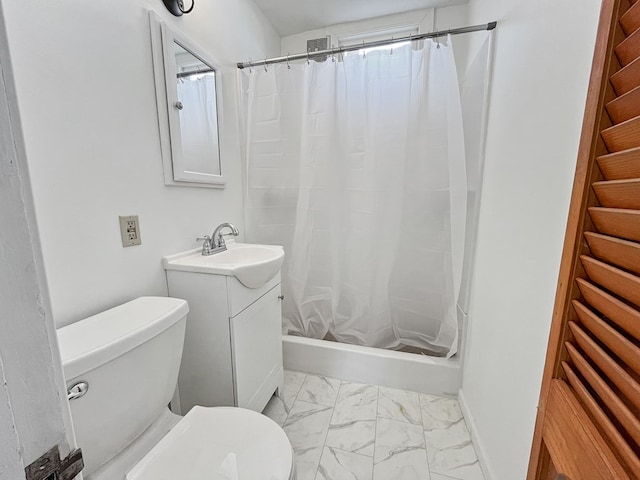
<box><xmin>150</xmin><ymin>12</ymin><xmax>226</xmax><ymax>187</ymax></box>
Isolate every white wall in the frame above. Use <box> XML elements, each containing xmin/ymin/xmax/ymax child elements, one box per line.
<box><xmin>434</xmin><ymin>4</ymin><xmax>472</xmax><ymax>74</ymax></box>
<box><xmin>280</xmin><ymin>9</ymin><xmax>435</xmax><ymax>55</ymax></box>
<box><xmin>279</xmin><ymin>5</ymin><xmax>472</xmax><ymax>58</ymax></box>
<box><xmin>1</xmin><ymin>0</ymin><xmax>280</xmax><ymax>327</ymax></box>
<box><xmin>460</xmin><ymin>1</ymin><xmax>601</xmax><ymax>479</ymax></box>
<box><xmin>0</xmin><ymin>2</ymin><xmax>75</xmax><ymax>473</ymax></box>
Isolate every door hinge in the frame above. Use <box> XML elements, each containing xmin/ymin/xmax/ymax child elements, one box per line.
<box><xmin>25</xmin><ymin>446</ymin><xmax>84</xmax><ymax>480</ymax></box>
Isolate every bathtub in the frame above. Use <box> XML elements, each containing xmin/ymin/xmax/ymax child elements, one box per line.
<box><xmin>282</xmin><ymin>335</ymin><xmax>462</xmax><ymax>396</ymax></box>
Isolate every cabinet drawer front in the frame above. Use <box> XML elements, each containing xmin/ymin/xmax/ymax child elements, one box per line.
<box><xmin>231</xmin><ymin>285</ymin><xmax>283</xmax><ymax>411</ymax></box>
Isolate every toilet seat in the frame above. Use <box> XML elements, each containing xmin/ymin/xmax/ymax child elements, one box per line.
<box><xmin>126</xmin><ymin>406</ymin><xmax>294</xmax><ymax>480</ymax></box>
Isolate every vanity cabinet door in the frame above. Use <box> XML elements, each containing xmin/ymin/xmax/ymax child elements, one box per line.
<box><xmin>230</xmin><ymin>285</ymin><xmax>283</xmax><ymax>412</ymax></box>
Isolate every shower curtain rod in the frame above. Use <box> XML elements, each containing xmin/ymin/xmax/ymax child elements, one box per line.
<box><xmin>177</xmin><ymin>68</ymin><xmax>214</xmax><ymax>78</ymax></box>
<box><xmin>237</xmin><ymin>21</ymin><xmax>496</xmax><ymax>69</ymax></box>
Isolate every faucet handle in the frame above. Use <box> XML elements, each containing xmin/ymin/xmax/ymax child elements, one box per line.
<box><xmin>220</xmin><ymin>228</ymin><xmax>239</xmax><ymax>246</ymax></box>
<box><xmin>196</xmin><ymin>235</ymin><xmax>213</xmax><ymax>255</ymax></box>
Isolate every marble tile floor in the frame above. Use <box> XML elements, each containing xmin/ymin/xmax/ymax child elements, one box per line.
<box><xmin>262</xmin><ymin>370</ymin><xmax>485</xmax><ymax>480</ymax></box>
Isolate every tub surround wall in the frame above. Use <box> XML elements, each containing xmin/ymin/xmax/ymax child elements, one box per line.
<box><xmin>459</xmin><ymin>1</ymin><xmax>601</xmax><ymax>479</ymax></box>
<box><xmin>0</xmin><ymin>0</ymin><xmax>280</xmax><ymax>327</ymax></box>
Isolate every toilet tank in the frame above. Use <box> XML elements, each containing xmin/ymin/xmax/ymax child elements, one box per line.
<box><xmin>57</xmin><ymin>297</ymin><xmax>189</xmax><ymax>477</ymax></box>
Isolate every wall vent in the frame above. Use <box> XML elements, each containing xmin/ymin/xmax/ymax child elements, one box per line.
<box><xmin>306</xmin><ymin>36</ymin><xmax>330</xmax><ymax>62</ymax></box>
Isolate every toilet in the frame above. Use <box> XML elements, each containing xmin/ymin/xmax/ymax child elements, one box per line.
<box><xmin>56</xmin><ymin>296</ymin><xmax>295</xmax><ymax>480</ymax></box>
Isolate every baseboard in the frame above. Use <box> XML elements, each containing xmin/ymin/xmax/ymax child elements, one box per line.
<box><xmin>458</xmin><ymin>388</ymin><xmax>497</xmax><ymax>480</ymax></box>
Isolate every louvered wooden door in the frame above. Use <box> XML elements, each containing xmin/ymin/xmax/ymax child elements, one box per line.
<box><xmin>528</xmin><ymin>0</ymin><xmax>640</xmax><ymax>479</ymax></box>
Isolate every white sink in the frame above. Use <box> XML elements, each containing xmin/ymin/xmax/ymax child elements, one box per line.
<box><xmin>163</xmin><ymin>241</ymin><xmax>284</xmax><ymax>289</ymax></box>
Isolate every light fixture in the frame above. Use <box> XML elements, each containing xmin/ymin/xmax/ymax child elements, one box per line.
<box><xmin>162</xmin><ymin>0</ymin><xmax>195</xmax><ymax>16</ymax></box>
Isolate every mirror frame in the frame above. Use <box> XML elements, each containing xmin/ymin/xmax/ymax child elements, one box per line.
<box><xmin>149</xmin><ymin>12</ymin><xmax>226</xmax><ymax>188</ymax></box>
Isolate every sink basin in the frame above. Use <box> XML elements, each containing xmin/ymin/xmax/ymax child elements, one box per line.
<box><xmin>163</xmin><ymin>241</ymin><xmax>284</xmax><ymax>289</ymax></box>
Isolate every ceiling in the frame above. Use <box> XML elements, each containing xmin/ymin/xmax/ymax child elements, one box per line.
<box><xmin>254</xmin><ymin>0</ymin><xmax>469</xmax><ymax>37</ymax></box>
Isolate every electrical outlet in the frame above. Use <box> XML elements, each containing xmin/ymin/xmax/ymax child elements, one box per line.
<box><xmin>119</xmin><ymin>215</ymin><xmax>141</xmax><ymax>247</ymax></box>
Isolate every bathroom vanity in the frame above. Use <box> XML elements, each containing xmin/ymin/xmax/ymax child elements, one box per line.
<box><xmin>163</xmin><ymin>241</ymin><xmax>285</xmax><ymax>414</ymax></box>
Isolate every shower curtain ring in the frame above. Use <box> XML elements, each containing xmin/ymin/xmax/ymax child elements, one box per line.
<box><xmin>362</xmin><ymin>40</ymin><xmax>366</xmax><ymax>58</ymax></box>
<box><xmin>287</xmin><ymin>53</ymin><xmax>291</xmax><ymax>69</ymax></box>
<box><xmin>248</xmin><ymin>57</ymin><xmax>253</xmax><ymax>73</ymax></box>
<box><xmin>390</xmin><ymin>36</ymin><xmax>394</xmax><ymax>55</ymax></box>
<box><xmin>331</xmin><ymin>47</ymin><xmax>336</xmax><ymax>62</ymax></box>
<box><xmin>264</xmin><ymin>58</ymin><xmax>268</xmax><ymax>72</ymax></box>
<box><xmin>307</xmin><ymin>50</ymin><xmax>310</xmax><ymax>65</ymax></box>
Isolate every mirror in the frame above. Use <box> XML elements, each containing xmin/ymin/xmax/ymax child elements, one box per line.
<box><xmin>170</xmin><ymin>42</ymin><xmax>221</xmax><ymax>179</ymax></box>
<box><xmin>150</xmin><ymin>14</ymin><xmax>226</xmax><ymax>187</ymax></box>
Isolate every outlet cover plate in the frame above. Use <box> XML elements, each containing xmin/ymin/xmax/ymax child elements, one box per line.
<box><xmin>119</xmin><ymin>215</ymin><xmax>141</xmax><ymax>247</ymax></box>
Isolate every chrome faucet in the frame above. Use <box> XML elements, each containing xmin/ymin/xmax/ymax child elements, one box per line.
<box><xmin>197</xmin><ymin>223</ymin><xmax>239</xmax><ymax>256</ymax></box>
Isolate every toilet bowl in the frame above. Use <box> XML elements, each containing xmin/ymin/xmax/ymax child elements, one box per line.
<box><xmin>56</xmin><ymin>296</ymin><xmax>294</xmax><ymax>480</ymax></box>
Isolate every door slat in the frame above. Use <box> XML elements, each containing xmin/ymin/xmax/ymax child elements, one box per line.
<box><xmin>562</xmin><ymin>362</ymin><xmax>640</xmax><ymax>474</ymax></box>
<box><xmin>596</xmin><ymin>146</ymin><xmax>640</xmax><ymax>180</ymax></box>
<box><xmin>615</xmin><ymin>26</ymin><xmax>640</xmax><ymax>66</ymax></box>
<box><xmin>584</xmin><ymin>231</ymin><xmax>640</xmax><ymax>275</ymax></box>
<box><xmin>589</xmin><ymin>207</ymin><xmax>640</xmax><ymax>242</ymax></box>
<box><xmin>576</xmin><ymin>278</ymin><xmax>640</xmax><ymax>342</ymax></box>
<box><xmin>601</xmin><ymin>115</ymin><xmax>640</xmax><ymax>152</ymax></box>
<box><xmin>621</xmin><ymin>2</ymin><xmax>640</xmax><ymax>34</ymax></box>
<box><xmin>569</xmin><ymin>322</ymin><xmax>640</xmax><ymax>414</ymax></box>
<box><xmin>566</xmin><ymin>341</ymin><xmax>640</xmax><ymax>448</ymax></box>
<box><xmin>611</xmin><ymin>55</ymin><xmax>640</xmax><ymax>96</ymax></box>
<box><xmin>606</xmin><ymin>84</ymin><xmax>640</xmax><ymax>123</ymax></box>
<box><xmin>592</xmin><ymin>178</ymin><xmax>640</xmax><ymax>209</ymax></box>
<box><xmin>581</xmin><ymin>255</ymin><xmax>640</xmax><ymax>307</ymax></box>
<box><xmin>572</xmin><ymin>300</ymin><xmax>640</xmax><ymax>376</ymax></box>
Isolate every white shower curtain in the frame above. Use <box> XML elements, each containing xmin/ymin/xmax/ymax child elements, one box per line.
<box><xmin>244</xmin><ymin>38</ymin><xmax>468</xmax><ymax>356</ymax></box>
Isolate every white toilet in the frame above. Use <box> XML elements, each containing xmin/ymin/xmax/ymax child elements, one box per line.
<box><xmin>56</xmin><ymin>296</ymin><xmax>295</xmax><ymax>480</ymax></box>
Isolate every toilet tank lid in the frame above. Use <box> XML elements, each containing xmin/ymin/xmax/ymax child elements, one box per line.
<box><xmin>57</xmin><ymin>297</ymin><xmax>189</xmax><ymax>380</ymax></box>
